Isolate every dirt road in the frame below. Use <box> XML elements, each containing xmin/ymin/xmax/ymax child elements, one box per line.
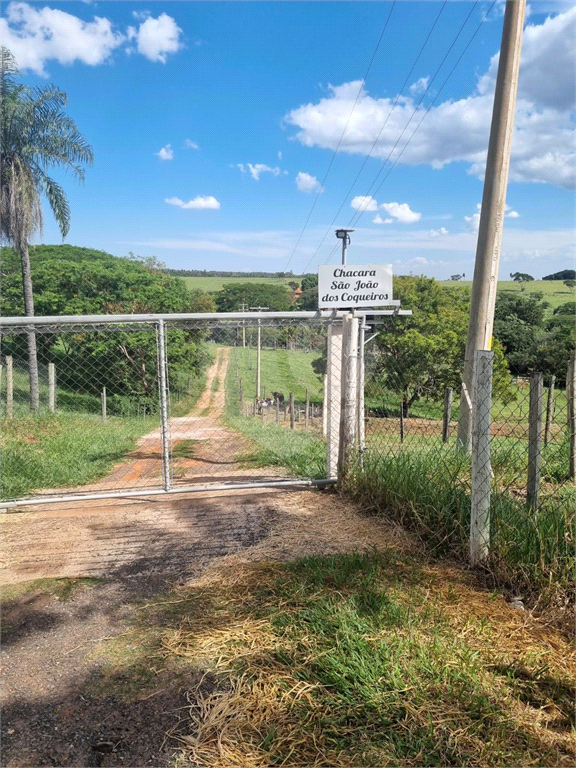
<box><xmin>0</xmin><ymin>346</ymin><xmax>412</xmax><ymax>767</ymax></box>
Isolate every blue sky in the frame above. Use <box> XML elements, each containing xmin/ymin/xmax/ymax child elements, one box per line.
<box><xmin>2</xmin><ymin>0</ymin><xmax>575</xmax><ymax>279</ymax></box>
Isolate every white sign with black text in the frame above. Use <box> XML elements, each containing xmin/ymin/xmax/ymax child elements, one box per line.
<box><xmin>317</xmin><ymin>264</ymin><xmax>396</xmax><ymax>309</ymax></box>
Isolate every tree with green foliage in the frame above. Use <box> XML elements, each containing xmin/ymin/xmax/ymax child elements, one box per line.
<box><xmin>493</xmin><ymin>291</ymin><xmax>548</xmax><ymax>375</ymax></box>
<box><xmin>0</xmin><ymin>48</ymin><xmax>93</xmax><ymax>410</ymax></box>
<box><xmin>536</xmin><ymin>302</ymin><xmax>576</xmax><ymax>385</ymax></box>
<box><xmin>0</xmin><ymin>245</ymin><xmax>215</xmax><ymax>403</ymax></box>
<box><xmin>297</xmin><ymin>274</ymin><xmax>319</xmax><ymax>311</ymax></box>
<box><xmin>215</xmin><ymin>282</ymin><xmax>292</xmax><ymax>312</ymax></box>
<box><xmin>563</xmin><ymin>279</ymin><xmax>576</xmax><ymax>289</ymax></box>
<box><xmin>542</xmin><ymin>270</ymin><xmax>576</xmax><ymax>281</ymax></box>
<box><xmin>510</xmin><ymin>272</ymin><xmax>534</xmax><ymax>282</ymax></box>
<box><xmin>372</xmin><ymin>277</ymin><xmax>514</xmax><ymax>417</ymax></box>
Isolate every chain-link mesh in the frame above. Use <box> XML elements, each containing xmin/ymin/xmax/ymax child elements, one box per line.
<box><xmin>0</xmin><ymin>318</ymin><xmax>332</xmax><ymax>502</ymax></box>
<box><xmin>355</xmin><ymin>336</ymin><xmax>575</xmax><ymax>588</ymax></box>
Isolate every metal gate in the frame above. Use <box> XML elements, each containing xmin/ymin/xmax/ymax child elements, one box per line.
<box><xmin>0</xmin><ymin>310</ymin><xmax>403</xmax><ymax>509</ymax></box>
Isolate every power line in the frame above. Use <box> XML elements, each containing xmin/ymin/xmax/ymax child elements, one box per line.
<box><xmin>345</xmin><ymin>0</ymin><xmax>496</xmax><ymax>234</ymax></box>
<box><xmin>282</xmin><ymin>2</ymin><xmax>396</xmax><ymax>273</ymax></box>
<box><xmin>341</xmin><ymin>1</ymin><xmax>481</xmax><ymax>236</ymax></box>
<box><xmin>299</xmin><ymin>2</ymin><xmax>449</xmax><ymax>274</ymax></box>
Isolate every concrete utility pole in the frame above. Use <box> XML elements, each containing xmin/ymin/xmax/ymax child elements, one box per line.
<box><xmin>458</xmin><ymin>0</ymin><xmax>526</xmax><ymax>452</ymax></box>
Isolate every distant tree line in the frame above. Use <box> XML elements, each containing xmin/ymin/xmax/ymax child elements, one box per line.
<box><xmin>167</xmin><ymin>268</ymin><xmax>298</xmax><ymax>279</ymax></box>
<box><xmin>542</xmin><ymin>270</ymin><xmax>576</xmax><ymax>281</ymax></box>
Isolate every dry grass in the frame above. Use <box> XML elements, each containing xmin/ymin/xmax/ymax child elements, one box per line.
<box><xmin>84</xmin><ymin>490</ymin><xmax>574</xmax><ymax>767</ymax></box>
<box><xmin>157</xmin><ymin>537</ymin><xmax>575</xmax><ymax>767</ymax></box>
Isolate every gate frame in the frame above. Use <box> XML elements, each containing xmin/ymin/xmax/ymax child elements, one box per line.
<box><xmin>0</xmin><ymin>308</ymin><xmax>410</xmax><ymax>510</ymax></box>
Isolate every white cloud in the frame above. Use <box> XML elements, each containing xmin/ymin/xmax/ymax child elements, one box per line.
<box><xmin>278</xmin><ymin>151</ymin><xmax>283</xmax><ymax>160</ymax></box>
<box><xmin>295</xmin><ymin>172</ymin><xmax>322</xmax><ymax>193</ymax></box>
<box><xmin>0</xmin><ymin>2</ymin><xmax>125</xmax><ymax>75</ymax></box>
<box><xmin>0</xmin><ymin>2</ymin><xmax>182</xmax><ymax>74</ymax></box>
<box><xmin>156</xmin><ymin>144</ymin><xmax>174</xmax><ymax>160</ymax></box>
<box><xmin>465</xmin><ymin>203</ymin><xmax>520</xmax><ymax>232</ymax></box>
<box><xmin>465</xmin><ymin>204</ymin><xmax>482</xmax><ymax>233</ymax></box>
<box><xmin>165</xmin><ymin>196</ymin><xmax>220</xmax><ymax>210</ymax></box>
<box><xmin>285</xmin><ymin>7</ymin><xmax>576</xmax><ymax>189</ymax></box>
<box><xmin>428</xmin><ymin>227</ymin><xmax>449</xmax><ymax>237</ymax></box>
<box><xmin>409</xmin><ymin>76</ymin><xmax>429</xmax><ymax>95</ymax></box>
<box><xmin>380</xmin><ymin>202</ymin><xmax>421</xmax><ymax>223</ymax></box>
<box><xmin>185</xmin><ymin>139</ymin><xmax>199</xmax><ymax>150</ymax></box>
<box><xmin>351</xmin><ymin>196</ymin><xmax>378</xmax><ymax>212</ymax></box>
<box><xmin>236</xmin><ymin>163</ymin><xmax>281</xmax><ymax>180</ymax></box>
<box><xmin>129</xmin><ymin>13</ymin><xmax>182</xmax><ymax>63</ymax></box>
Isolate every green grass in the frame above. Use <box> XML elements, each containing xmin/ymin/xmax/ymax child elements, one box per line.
<box><xmin>223</xmin><ymin>345</ymin><xmax>326</xmax><ymax>478</ymax></box>
<box><xmin>0</xmin><ymin>577</ymin><xmax>99</xmax><ymax>604</ymax></box>
<box><xmin>232</xmin><ymin>345</ymin><xmax>324</xmax><ymax>404</ymax></box>
<box><xmin>0</xmin><ymin>411</ymin><xmax>157</xmax><ymax>500</ymax></box>
<box><xmin>216</xmin><ymin>342</ymin><xmax>328</xmax><ymax>474</ymax></box>
<box><xmin>348</xmin><ymin>447</ymin><xmax>575</xmax><ymax>600</ymax></box>
<box><xmin>182</xmin><ymin>275</ymin><xmax>296</xmax><ymax>293</ymax></box>
<box><xmin>438</xmin><ymin>279</ymin><xmax>575</xmax><ymax>312</ymax></box>
<box><xmin>228</xmin><ymin>416</ymin><xmax>326</xmax><ymax>478</ymax></box>
<box><xmin>101</xmin><ymin>550</ymin><xmax>574</xmax><ymax>767</ymax></box>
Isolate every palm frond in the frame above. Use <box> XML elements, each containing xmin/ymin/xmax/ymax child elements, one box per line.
<box><xmin>0</xmin><ymin>45</ymin><xmax>93</xmax><ymax>249</ymax></box>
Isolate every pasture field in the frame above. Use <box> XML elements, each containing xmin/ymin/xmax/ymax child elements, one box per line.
<box><xmin>181</xmin><ymin>275</ymin><xmax>297</xmax><ymax>293</ymax></box>
<box><xmin>438</xmin><ymin>279</ymin><xmax>574</xmax><ymax>311</ymax></box>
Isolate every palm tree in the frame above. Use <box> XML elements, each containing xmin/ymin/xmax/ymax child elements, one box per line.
<box><xmin>0</xmin><ymin>47</ymin><xmax>93</xmax><ymax>410</ymax></box>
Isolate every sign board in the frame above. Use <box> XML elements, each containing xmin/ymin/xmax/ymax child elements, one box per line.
<box><xmin>317</xmin><ymin>264</ymin><xmax>396</xmax><ymax>309</ymax></box>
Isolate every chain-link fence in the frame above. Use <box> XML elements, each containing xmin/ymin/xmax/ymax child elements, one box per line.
<box><xmin>0</xmin><ymin>315</ymin><xmax>334</xmax><ymax>504</ymax></box>
<box><xmin>2</xmin><ymin>311</ymin><xmax>574</xmax><ymax>595</ymax></box>
<box><xmin>353</xmin><ymin>329</ymin><xmax>575</xmax><ymax>592</ymax></box>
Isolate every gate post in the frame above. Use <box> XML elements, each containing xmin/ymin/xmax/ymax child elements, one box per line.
<box><xmin>338</xmin><ymin>312</ymin><xmax>359</xmax><ymax>487</ymax></box>
<box><xmin>326</xmin><ymin>320</ymin><xmax>343</xmax><ymax>479</ymax></box>
<box><xmin>157</xmin><ymin>319</ymin><xmax>172</xmax><ymax>491</ymax></box>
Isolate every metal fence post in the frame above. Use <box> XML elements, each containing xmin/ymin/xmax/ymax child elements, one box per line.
<box><xmin>470</xmin><ymin>350</ymin><xmax>494</xmax><ymax>565</ymax></box>
<box><xmin>442</xmin><ymin>387</ymin><xmax>453</xmax><ymax>443</ymax></box>
<box><xmin>157</xmin><ymin>319</ymin><xmax>172</xmax><ymax>491</ymax></box>
<box><xmin>544</xmin><ymin>374</ymin><xmax>555</xmax><ymax>447</ymax></box>
<box><xmin>48</xmin><ymin>362</ymin><xmax>56</xmax><ymax>412</ymax></box>
<box><xmin>527</xmin><ymin>371</ymin><xmax>543</xmax><ymax>511</ymax></box>
<box><xmin>567</xmin><ymin>355</ymin><xmax>575</xmax><ymax>480</ymax></box>
<box><xmin>6</xmin><ymin>356</ymin><xmax>14</xmax><ymax>420</ymax></box>
<box><xmin>101</xmin><ymin>387</ymin><xmax>107</xmax><ymax>420</ymax></box>
<box><xmin>289</xmin><ymin>392</ymin><xmax>295</xmax><ymax>430</ymax></box>
<box><xmin>305</xmin><ymin>388</ymin><xmax>310</xmax><ymax>431</ymax></box>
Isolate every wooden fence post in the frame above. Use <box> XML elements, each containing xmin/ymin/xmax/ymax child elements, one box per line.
<box><xmin>527</xmin><ymin>371</ymin><xmax>543</xmax><ymax>511</ymax></box>
<box><xmin>543</xmin><ymin>375</ymin><xmax>555</xmax><ymax>447</ymax></box>
<box><xmin>101</xmin><ymin>386</ymin><xmax>107</xmax><ymax>420</ymax></box>
<box><xmin>567</xmin><ymin>355</ymin><xmax>576</xmax><ymax>480</ymax></box>
<box><xmin>6</xmin><ymin>356</ymin><xmax>14</xmax><ymax>420</ymax></box>
<box><xmin>289</xmin><ymin>392</ymin><xmax>295</xmax><ymax>430</ymax></box>
<box><xmin>275</xmin><ymin>398</ymin><xmax>280</xmax><ymax>425</ymax></box>
<box><xmin>442</xmin><ymin>387</ymin><xmax>453</xmax><ymax>443</ymax></box>
<box><xmin>470</xmin><ymin>350</ymin><xmax>494</xmax><ymax>565</ymax></box>
<box><xmin>48</xmin><ymin>362</ymin><xmax>56</xmax><ymax>412</ymax></box>
<box><xmin>399</xmin><ymin>404</ymin><xmax>405</xmax><ymax>443</ymax></box>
